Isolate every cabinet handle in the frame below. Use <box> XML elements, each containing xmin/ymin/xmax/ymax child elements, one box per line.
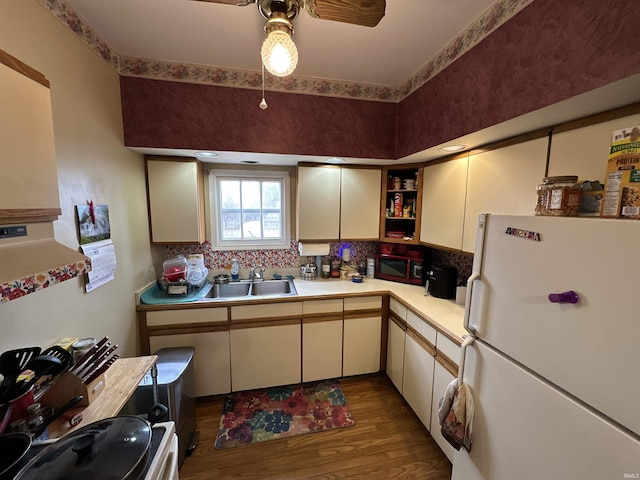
<box><xmin>548</xmin><ymin>291</ymin><xmax>579</xmax><ymax>304</ymax></box>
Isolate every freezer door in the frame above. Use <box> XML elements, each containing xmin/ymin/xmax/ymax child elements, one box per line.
<box><xmin>452</xmin><ymin>341</ymin><xmax>640</xmax><ymax>480</ymax></box>
<box><xmin>468</xmin><ymin>215</ymin><xmax>640</xmax><ymax>435</ymax></box>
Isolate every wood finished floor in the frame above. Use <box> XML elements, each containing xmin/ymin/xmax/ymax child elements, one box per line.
<box><xmin>179</xmin><ymin>374</ymin><xmax>452</xmax><ymax>480</ymax></box>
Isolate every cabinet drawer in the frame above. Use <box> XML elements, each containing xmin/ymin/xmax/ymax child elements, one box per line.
<box><xmin>389</xmin><ymin>298</ymin><xmax>408</xmax><ymax>320</ymax></box>
<box><xmin>147</xmin><ymin>308</ymin><xmax>227</xmax><ymax>326</ymax></box>
<box><xmin>303</xmin><ymin>299</ymin><xmax>343</xmax><ymax>315</ymax></box>
<box><xmin>231</xmin><ymin>302</ymin><xmax>302</xmax><ymax>321</ymax></box>
<box><xmin>344</xmin><ymin>296</ymin><xmax>382</xmax><ymax>311</ymax></box>
<box><xmin>406</xmin><ymin>311</ymin><xmax>437</xmax><ymax>346</ymax></box>
<box><xmin>436</xmin><ymin>333</ymin><xmax>461</xmax><ymax>367</ymax></box>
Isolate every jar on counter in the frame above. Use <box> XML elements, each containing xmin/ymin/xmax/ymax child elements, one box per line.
<box><xmin>72</xmin><ymin>337</ymin><xmax>96</xmax><ymax>364</ymax></box>
<box><xmin>535</xmin><ymin>176</ymin><xmax>582</xmax><ymax>216</ymax></box>
<box><xmin>330</xmin><ymin>259</ymin><xmax>341</xmax><ymax>278</ymax></box>
<box><xmin>321</xmin><ymin>260</ymin><xmax>330</xmax><ymax>279</ymax></box>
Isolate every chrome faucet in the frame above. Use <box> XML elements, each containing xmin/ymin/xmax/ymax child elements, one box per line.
<box><xmin>250</xmin><ymin>265</ymin><xmax>265</xmax><ymax>282</ymax></box>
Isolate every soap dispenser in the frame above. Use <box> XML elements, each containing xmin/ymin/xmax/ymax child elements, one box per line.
<box><xmin>230</xmin><ymin>258</ymin><xmax>240</xmax><ymax>281</ymax></box>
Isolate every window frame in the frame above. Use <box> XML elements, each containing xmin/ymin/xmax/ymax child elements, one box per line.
<box><xmin>208</xmin><ymin>169</ymin><xmax>291</xmax><ymax>250</ymax></box>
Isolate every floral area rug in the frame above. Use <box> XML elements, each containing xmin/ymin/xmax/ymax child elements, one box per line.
<box><xmin>214</xmin><ymin>380</ymin><xmax>355</xmax><ymax>449</ymax></box>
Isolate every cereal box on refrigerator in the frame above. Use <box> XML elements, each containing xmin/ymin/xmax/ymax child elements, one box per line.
<box><xmin>601</xmin><ymin>126</ymin><xmax>640</xmax><ymax>218</ymax></box>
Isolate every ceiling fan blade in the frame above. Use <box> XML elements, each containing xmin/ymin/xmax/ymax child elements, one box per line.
<box><xmin>190</xmin><ymin>0</ymin><xmax>255</xmax><ymax>6</ymax></box>
<box><xmin>304</xmin><ymin>0</ymin><xmax>385</xmax><ymax>27</ymax></box>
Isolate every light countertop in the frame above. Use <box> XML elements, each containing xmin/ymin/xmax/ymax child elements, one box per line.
<box><xmin>137</xmin><ymin>277</ymin><xmax>467</xmax><ymax>344</ymax></box>
<box><xmin>293</xmin><ymin>277</ymin><xmax>467</xmax><ymax>343</ymax></box>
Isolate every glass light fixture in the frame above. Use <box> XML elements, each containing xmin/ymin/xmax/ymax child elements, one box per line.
<box><xmin>260</xmin><ymin>2</ymin><xmax>298</xmax><ymax>77</ymax></box>
<box><xmin>261</xmin><ymin>30</ymin><xmax>298</xmax><ymax>77</ymax></box>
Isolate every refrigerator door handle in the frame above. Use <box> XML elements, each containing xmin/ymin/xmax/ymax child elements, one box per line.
<box><xmin>457</xmin><ymin>336</ymin><xmax>475</xmax><ymax>386</ymax></box>
<box><xmin>463</xmin><ymin>272</ymin><xmax>480</xmax><ymax>334</ymax></box>
<box><xmin>464</xmin><ymin>213</ymin><xmax>489</xmax><ymax>335</ymax></box>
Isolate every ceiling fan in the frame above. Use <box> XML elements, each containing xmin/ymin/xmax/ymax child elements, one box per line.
<box><xmin>192</xmin><ymin>0</ymin><xmax>386</xmax><ymax>77</ymax></box>
<box><xmin>194</xmin><ymin>0</ymin><xmax>386</xmax><ymax>28</ymax></box>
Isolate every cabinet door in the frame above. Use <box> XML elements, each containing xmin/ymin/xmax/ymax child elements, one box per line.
<box><xmin>462</xmin><ymin>138</ymin><xmax>547</xmax><ymax>252</ymax></box>
<box><xmin>343</xmin><ymin>315</ymin><xmax>382</xmax><ymax>376</ymax></box>
<box><xmin>146</xmin><ymin>158</ymin><xmax>204</xmax><ymax>244</ymax></box>
<box><xmin>0</xmin><ymin>60</ymin><xmax>60</xmax><ymax>214</ymax></box>
<box><xmin>297</xmin><ymin>166</ymin><xmax>341</xmax><ymax>240</ymax></box>
<box><xmin>548</xmin><ymin>112</ymin><xmax>640</xmax><ymax>181</ymax></box>
<box><xmin>302</xmin><ymin>320</ymin><xmax>343</xmax><ymax>382</ymax></box>
<box><xmin>340</xmin><ymin>168</ymin><xmax>381</xmax><ymax>239</ymax></box>
<box><xmin>386</xmin><ymin>318</ymin><xmax>405</xmax><ymax>393</ymax></box>
<box><xmin>421</xmin><ymin>155</ymin><xmax>468</xmax><ymax>250</ymax></box>
<box><xmin>150</xmin><ymin>331</ymin><xmax>230</xmax><ymax>397</ymax></box>
<box><xmin>430</xmin><ymin>359</ymin><xmax>457</xmax><ymax>462</ymax></box>
<box><xmin>230</xmin><ymin>324</ymin><xmax>301</xmax><ymax>391</ymax></box>
<box><xmin>402</xmin><ymin>331</ymin><xmax>435</xmax><ymax>430</ymax></box>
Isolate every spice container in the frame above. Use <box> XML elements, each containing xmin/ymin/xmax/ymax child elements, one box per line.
<box><xmin>330</xmin><ymin>259</ymin><xmax>341</xmax><ymax>278</ymax></box>
<box><xmin>321</xmin><ymin>259</ymin><xmax>330</xmax><ymax>279</ymax></box>
<box><xmin>535</xmin><ymin>176</ymin><xmax>582</xmax><ymax>216</ymax></box>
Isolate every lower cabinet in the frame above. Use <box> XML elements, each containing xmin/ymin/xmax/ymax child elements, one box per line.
<box><xmin>343</xmin><ymin>296</ymin><xmax>383</xmax><ymax>376</ymax></box>
<box><xmin>303</xmin><ymin>319</ymin><xmax>343</xmax><ymax>382</ymax></box>
<box><xmin>402</xmin><ymin>330</ymin><xmax>436</xmax><ymax>430</ymax></box>
<box><xmin>386</xmin><ymin>317</ymin><xmax>406</xmax><ymax>392</ymax></box>
<box><xmin>430</xmin><ymin>359</ymin><xmax>457</xmax><ymax>463</ymax></box>
<box><xmin>150</xmin><ymin>331</ymin><xmax>230</xmax><ymax>397</ymax></box>
<box><xmin>144</xmin><ymin>307</ymin><xmax>230</xmax><ymax>397</ymax></box>
<box><xmin>230</xmin><ymin>323</ymin><xmax>301</xmax><ymax>391</ymax></box>
<box><xmin>343</xmin><ymin>315</ymin><xmax>382</xmax><ymax>376</ymax></box>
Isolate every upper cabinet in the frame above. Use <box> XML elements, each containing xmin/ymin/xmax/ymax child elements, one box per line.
<box><xmin>548</xmin><ymin>112</ymin><xmax>640</xmax><ymax>182</ymax></box>
<box><xmin>145</xmin><ymin>157</ymin><xmax>206</xmax><ymax>244</ymax></box>
<box><xmin>420</xmin><ymin>156</ymin><xmax>468</xmax><ymax>250</ymax></box>
<box><xmin>0</xmin><ymin>49</ymin><xmax>60</xmax><ymax>224</ymax></box>
<box><xmin>340</xmin><ymin>167</ymin><xmax>381</xmax><ymax>240</ymax></box>
<box><xmin>380</xmin><ymin>166</ymin><xmax>423</xmax><ymax>244</ymax></box>
<box><xmin>420</xmin><ymin>138</ymin><xmax>547</xmax><ymax>253</ymax></box>
<box><xmin>462</xmin><ymin>138</ymin><xmax>548</xmax><ymax>252</ymax></box>
<box><xmin>297</xmin><ymin>165</ymin><xmax>381</xmax><ymax>241</ymax></box>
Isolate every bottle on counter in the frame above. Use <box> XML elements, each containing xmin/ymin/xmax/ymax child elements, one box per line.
<box><xmin>230</xmin><ymin>258</ymin><xmax>240</xmax><ymax>281</ymax></box>
<box><xmin>367</xmin><ymin>258</ymin><xmax>375</xmax><ymax>278</ymax></box>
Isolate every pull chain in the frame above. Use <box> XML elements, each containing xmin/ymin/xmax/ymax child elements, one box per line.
<box><xmin>259</xmin><ymin>62</ymin><xmax>268</xmax><ymax>110</ymax></box>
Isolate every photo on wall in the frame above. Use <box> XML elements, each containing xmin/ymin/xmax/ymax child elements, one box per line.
<box><xmin>76</xmin><ymin>203</ymin><xmax>111</xmax><ymax>245</ymax></box>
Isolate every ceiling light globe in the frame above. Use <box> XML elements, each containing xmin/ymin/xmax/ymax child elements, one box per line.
<box><xmin>261</xmin><ymin>30</ymin><xmax>298</xmax><ymax>77</ymax></box>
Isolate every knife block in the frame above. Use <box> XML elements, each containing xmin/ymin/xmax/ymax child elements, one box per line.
<box><xmin>41</xmin><ymin>371</ymin><xmax>106</xmax><ymax>408</ymax></box>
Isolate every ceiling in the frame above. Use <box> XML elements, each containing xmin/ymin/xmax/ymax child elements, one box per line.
<box><xmin>54</xmin><ymin>1</ymin><xmax>640</xmax><ymax>166</ymax></box>
<box><xmin>63</xmin><ymin>0</ymin><xmax>499</xmax><ymax>87</ymax></box>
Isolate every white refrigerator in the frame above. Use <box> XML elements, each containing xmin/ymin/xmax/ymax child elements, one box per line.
<box><xmin>452</xmin><ymin>214</ymin><xmax>640</xmax><ymax>480</ymax></box>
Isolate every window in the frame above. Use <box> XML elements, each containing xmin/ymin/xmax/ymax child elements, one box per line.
<box><xmin>209</xmin><ymin>169</ymin><xmax>290</xmax><ymax>250</ymax></box>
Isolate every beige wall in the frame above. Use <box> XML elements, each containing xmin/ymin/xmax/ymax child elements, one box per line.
<box><xmin>0</xmin><ymin>1</ymin><xmax>153</xmax><ymax>356</ymax></box>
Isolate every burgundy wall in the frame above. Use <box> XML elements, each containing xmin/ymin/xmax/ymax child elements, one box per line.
<box><xmin>120</xmin><ymin>0</ymin><xmax>640</xmax><ymax>160</ymax></box>
<box><xmin>396</xmin><ymin>0</ymin><xmax>640</xmax><ymax>158</ymax></box>
<box><xmin>120</xmin><ymin>78</ymin><xmax>398</xmax><ymax>159</ymax></box>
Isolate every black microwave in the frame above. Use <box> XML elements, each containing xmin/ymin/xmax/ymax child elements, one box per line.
<box><xmin>375</xmin><ymin>254</ymin><xmax>425</xmax><ymax>285</ymax></box>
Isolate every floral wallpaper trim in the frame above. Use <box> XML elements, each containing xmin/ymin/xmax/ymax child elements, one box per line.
<box><xmin>37</xmin><ymin>0</ymin><xmax>533</xmax><ymax>103</ymax></box>
<box><xmin>0</xmin><ymin>259</ymin><xmax>91</xmax><ymax>304</ymax></box>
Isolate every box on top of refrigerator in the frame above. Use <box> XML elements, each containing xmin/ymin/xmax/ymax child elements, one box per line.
<box><xmin>601</xmin><ymin>125</ymin><xmax>640</xmax><ymax>218</ymax></box>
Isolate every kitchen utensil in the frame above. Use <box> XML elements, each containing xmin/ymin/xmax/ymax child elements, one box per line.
<box><xmin>147</xmin><ymin>364</ymin><xmax>168</xmax><ymax>424</ymax></box>
<box><xmin>30</xmin><ymin>395</ymin><xmax>83</xmax><ymax>438</ymax></box>
<box><xmin>0</xmin><ymin>432</ymin><xmax>32</xmax><ymax>480</ymax></box>
<box><xmin>0</xmin><ymin>348</ymin><xmax>41</xmax><ymax>393</ymax></box>
<box><xmin>74</xmin><ymin>341</ymin><xmax>115</xmax><ymax>379</ymax></box>
<box><xmin>214</xmin><ymin>274</ymin><xmax>230</xmax><ymax>285</ymax></box>
<box><xmin>69</xmin><ymin>337</ymin><xmax>109</xmax><ymax>376</ymax></box>
<box><xmin>15</xmin><ymin>416</ymin><xmax>152</xmax><ymax>480</ymax></box>
<box><xmin>83</xmin><ymin>354</ymin><xmax>119</xmax><ymax>385</ymax></box>
<box><xmin>40</xmin><ymin>346</ymin><xmax>72</xmax><ymax>369</ymax></box>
